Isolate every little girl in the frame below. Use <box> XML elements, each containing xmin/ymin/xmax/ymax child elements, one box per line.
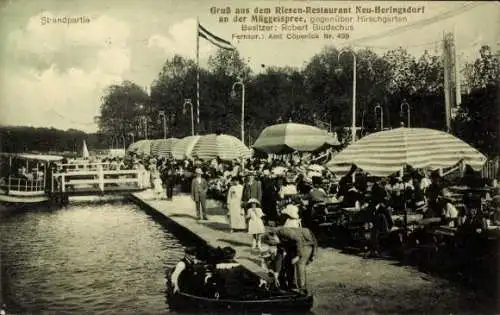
<box><xmin>246</xmin><ymin>198</ymin><xmax>265</xmax><ymax>251</ymax></box>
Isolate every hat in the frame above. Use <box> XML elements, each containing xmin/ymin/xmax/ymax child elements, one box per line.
<box><xmin>262</xmin><ymin>232</ymin><xmax>280</xmax><ymax>246</ymax></box>
<box><xmin>184</xmin><ymin>246</ymin><xmax>198</xmax><ymax>256</ymax></box>
<box><xmin>247</xmin><ymin>198</ymin><xmax>260</xmax><ymax>206</ymax></box>
<box><xmin>281</xmin><ymin>204</ymin><xmax>300</xmax><ymax>219</ymax></box>
<box><xmin>221</xmin><ymin>246</ymin><xmax>236</xmax><ymax>260</ymax></box>
<box><xmin>195</xmin><ymin>168</ymin><xmax>203</xmax><ymax>174</ymax></box>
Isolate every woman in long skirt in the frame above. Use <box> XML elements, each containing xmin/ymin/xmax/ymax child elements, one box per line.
<box><xmin>226</xmin><ymin>177</ymin><xmax>246</xmax><ymax>232</ymax></box>
<box><xmin>152</xmin><ymin>170</ymin><xmax>163</xmax><ymax>200</ymax></box>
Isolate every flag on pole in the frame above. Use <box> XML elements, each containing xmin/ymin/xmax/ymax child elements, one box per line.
<box><xmin>196</xmin><ymin>21</ymin><xmax>235</xmax><ymax>134</ymax></box>
<box><xmin>198</xmin><ymin>23</ymin><xmax>235</xmax><ymax>51</ymax></box>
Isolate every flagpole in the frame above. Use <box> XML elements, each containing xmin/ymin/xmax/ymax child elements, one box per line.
<box><xmin>196</xmin><ymin>16</ymin><xmax>200</xmax><ymax>135</ymax></box>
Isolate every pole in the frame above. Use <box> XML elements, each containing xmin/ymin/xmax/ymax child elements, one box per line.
<box><xmin>443</xmin><ymin>32</ymin><xmax>452</xmax><ymax>132</ymax></box>
<box><xmin>352</xmin><ymin>53</ymin><xmax>357</xmax><ymax>144</ymax></box>
<box><xmin>190</xmin><ymin>101</ymin><xmax>194</xmax><ymax>136</ymax></box>
<box><xmin>453</xmin><ymin>25</ymin><xmax>462</xmax><ymax>108</ymax></box>
<box><xmin>241</xmin><ymin>82</ymin><xmax>245</xmax><ymax>146</ymax></box>
<box><xmin>375</xmin><ymin>104</ymin><xmax>383</xmax><ymax>130</ymax></box>
<box><xmin>407</xmin><ymin>106</ymin><xmax>411</xmax><ymax>128</ymax></box>
<box><xmin>159</xmin><ymin>111</ymin><xmax>166</xmax><ymax>139</ymax></box>
<box><xmin>196</xmin><ymin>16</ymin><xmax>200</xmax><ymax>134</ymax></box>
<box><xmin>163</xmin><ymin>115</ymin><xmax>166</xmax><ymax>139</ymax></box>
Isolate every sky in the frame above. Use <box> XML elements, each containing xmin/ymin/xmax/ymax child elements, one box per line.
<box><xmin>0</xmin><ymin>0</ymin><xmax>498</xmax><ymax>132</ymax></box>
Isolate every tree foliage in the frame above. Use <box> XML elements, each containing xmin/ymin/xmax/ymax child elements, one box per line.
<box><xmin>93</xmin><ymin>45</ymin><xmax>498</xmax><ymax>157</ymax></box>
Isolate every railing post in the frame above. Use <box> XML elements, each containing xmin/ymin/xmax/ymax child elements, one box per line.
<box><xmin>98</xmin><ymin>164</ymin><xmax>104</xmax><ymax>192</ymax></box>
<box><xmin>137</xmin><ymin>170</ymin><xmax>142</xmax><ymax>189</ymax></box>
<box><xmin>61</xmin><ymin>175</ymin><xmax>66</xmax><ymax>193</ymax></box>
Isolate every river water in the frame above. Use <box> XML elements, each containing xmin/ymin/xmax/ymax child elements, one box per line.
<box><xmin>1</xmin><ymin>199</ymin><xmax>186</xmax><ymax>314</ymax></box>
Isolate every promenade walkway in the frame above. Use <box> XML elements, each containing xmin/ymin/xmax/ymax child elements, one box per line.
<box><xmin>132</xmin><ymin>190</ymin><xmax>489</xmax><ymax>315</ymax></box>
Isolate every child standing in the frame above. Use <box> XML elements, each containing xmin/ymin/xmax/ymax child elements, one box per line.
<box><xmin>246</xmin><ymin>198</ymin><xmax>265</xmax><ymax>251</ymax></box>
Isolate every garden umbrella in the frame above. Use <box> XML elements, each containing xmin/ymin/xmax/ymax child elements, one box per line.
<box><xmin>253</xmin><ymin>123</ymin><xmax>331</xmax><ymax>154</ymax></box>
<box><xmin>190</xmin><ymin>134</ymin><xmax>251</xmax><ymax>161</ymax></box>
<box><xmin>126</xmin><ymin>139</ymin><xmax>153</xmax><ymax>156</ymax></box>
<box><xmin>172</xmin><ymin>135</ymin><xmax>201</xmax><ymax>160</ymax></box>
<box><xmin>150</xmin><ymin>138</ymin><xmax>179</xmax><ymax>157</ymax></box>
<box><xmin>325</xmin><ymin>127</ymin><xmax>487</xmax><ymax>177</ymax></box>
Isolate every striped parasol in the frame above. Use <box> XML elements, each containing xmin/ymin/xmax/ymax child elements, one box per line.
<box><xmin>191</xmin><ymin>134</ymin><xmax>251</xmax><ymax>161</ymax></box>
<box><xmin>253</xmin><ymin>123</ymin><xmax>331</xmax><ymax>154</ymax></box>
<box><xmin>172</xmin><ymin>135</ymin><xmax>201</xmax><ymax>160</ymax></box>
<box><xmin>126</xmin><ymin>139</ymin><xmax>153</xmax><ymax>156</ymax></box>
<box><xmin>150</xmin><ymin>138</ymin><xmax>179</xmax><ymax>157</ymax></box>
<box><xmin>325</xmin><ymin>127</ymin><xmax>487</xmax><ymax>177</ymax></box>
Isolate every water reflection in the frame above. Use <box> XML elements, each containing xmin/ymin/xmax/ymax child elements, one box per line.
<box><xmin>1</xmin><ymin>200</ymin><xmax>185</xmax><ymax>314</ymax></box>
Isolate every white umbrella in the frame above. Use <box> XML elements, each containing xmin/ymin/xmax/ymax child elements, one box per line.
<box><xmin>326</xmin><ymin>127</ymin><xmax>487</xmax><ymax>177</ymax></box>
<box><xmin>253</xmin><ymin>123</ymin><xmax>332</xmax><ymax>154</ymax></box>
<box><xmin>190</xmin><ymin>134</ymin><xmax>251</xmax><ymax>161</ymax></box>
<box><xmin>172</xmin><ymin>135</ymin><xmax>201</xmax><ymax>160</ymax></box>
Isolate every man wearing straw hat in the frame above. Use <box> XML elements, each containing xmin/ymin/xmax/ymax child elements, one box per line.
<box><xmin>191</xmin><ymin>168</ymin><xmax>208</xmax><ymax>221</ymax></box>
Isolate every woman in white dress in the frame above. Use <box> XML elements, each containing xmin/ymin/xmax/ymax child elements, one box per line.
<box><xmin>152</xmin><ymin>169</ymin><xmax>163</xmax><ymax>200</ymax></box>
<box><xmin>226</xmin><ymin>177</ymin><xmax>246</xmax><ymax>232</ymax></box>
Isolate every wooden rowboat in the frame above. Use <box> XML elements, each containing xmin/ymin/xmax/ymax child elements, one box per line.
<box><xmin>165</xmin><ymin>268</ymin><xmax>314</xmax><ymax>314</ymax></box>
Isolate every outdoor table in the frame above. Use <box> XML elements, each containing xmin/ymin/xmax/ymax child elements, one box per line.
<box><xmin>434</xmin><ymin>226</ymin><xmax>457</xmax><ymax>237</ymax></box>
<box><xmin>392</xmin><ymin>214</ymin><xmax>423</xmax><ymax>225</ymax></box>
<box><xmin>419</xmin><ymin>217</ymin><xmax>442</xmax><ymax>225</ymax></box>
<box><xmin>342</xmin><ymin>207</ymin><xmax>363</xmax><ymax>213</ymax></box>
<box><xmin>325</xmin><ymin>198</ymin><xmax>341</xmax><ymax>205</ymax></box>
<box><xmin>484</xmin><ymin>225</ymin><xmax>500</xmax><ymax>240</ymax></box>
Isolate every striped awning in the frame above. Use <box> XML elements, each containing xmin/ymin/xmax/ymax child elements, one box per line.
<box><xmin>325</xmin><ymin>127</ymin><xmax>487</xmax><ymax>177</ymax></box>
<box><xmin>253</xmin><ymin>123</ymin><xmax>332</xmax><ymax>154</ymax></box>
<box><xmin>150</xmin><ymin>138</ymin><xmax>179</xmax><ymax>157</ymax></box>
<box><xmin>172</xmin><ymin>135</ymin><xmax>201</xmax><ymax>160</ymax></box>
<box><xmin>191</xmin><ymin>134</ymin><xmax>251</xmax><ymax>161</ymax></box>
<box><xmin>126</xmin><ymin>140</ymin><xmax>153</xmax><ymax>156</ymax></box>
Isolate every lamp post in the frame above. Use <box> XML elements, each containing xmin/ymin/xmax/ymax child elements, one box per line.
<box><xmin>400</xmin><ymin>99</ymin><xmax>411</xmax><ymax>127</ymax></box>
<box><xmin>231</xmin><ymin>77</ymin><xmax>245</xmax><ymax>146</ymax></box>
<box><xmin>183</xmin><ymin>99</ymin><xmax>194</xmax><ymax>136</ymax></box>
<box><xmin>159</xmin><ymin>111</ymin><xmax>167</xmax><ymax>139</ymax></box>
<box><xmin>140</xmin><ymin>116</ymin><xmax>148</xmax><ymax>139</ymax></box>
<box><xmin>138</xmin><ymin>104</ymin><xmax>148</xmax><ymax>139</ymax></box>
<box><xmin>121</xmin><ymin>135</ymin><xmax>126</xmax><ymax>150</ymax></box>
<box><xmin>337</xmin><ymin>48</ymin><xmax>357</xmax><ymax>144</ymax></box>
<box><xmin>375</xmin><ymin>103</ymin><xmax>384</xmax><ymax>131</ymax></box>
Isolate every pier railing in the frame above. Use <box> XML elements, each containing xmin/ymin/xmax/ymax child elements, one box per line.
<box><xmin>52</xmin><ymin>166</ymin><xmax>150</xmax><ymax>193</ymax></box>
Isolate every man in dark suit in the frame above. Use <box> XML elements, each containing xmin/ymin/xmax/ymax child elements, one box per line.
<box><xmin>162</xmin><ymin>161</ymin><xmax>176</xmax><ymax>200</ymax></box>
<box><xmin>242</xmin><ymin>172</ymin><xmax>262</xmax><ymax>205</ymax></box>
<box><xmin>191</xmin><ymin>168</ymin><xmax>208</xmax><ymax>220</ymax></box>
<box><xmin>260</xmin><ymin>170</ymin><xmax>279</xmax><ymax>225</ymax></box>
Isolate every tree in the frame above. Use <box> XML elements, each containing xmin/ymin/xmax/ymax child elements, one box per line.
<box><xmin>454</xmin><ymin>45</ymin><xmax>500</xmax><ymax>156</ymax></box>
<box><xmin>96</xmin><ymin>81</ymin><xmax>149</xmax><ymax>141</ymax></box>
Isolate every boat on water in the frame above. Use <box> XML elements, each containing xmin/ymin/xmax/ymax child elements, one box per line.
<box><xmin>0</xmin><ymin>153</ymin><xmax>63</xmax><ymax>205</ymax></box>
<box><xmin>165</xmin><ymin>267</ymin><xmax>314</xmax><ymax>314</ymax></box>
